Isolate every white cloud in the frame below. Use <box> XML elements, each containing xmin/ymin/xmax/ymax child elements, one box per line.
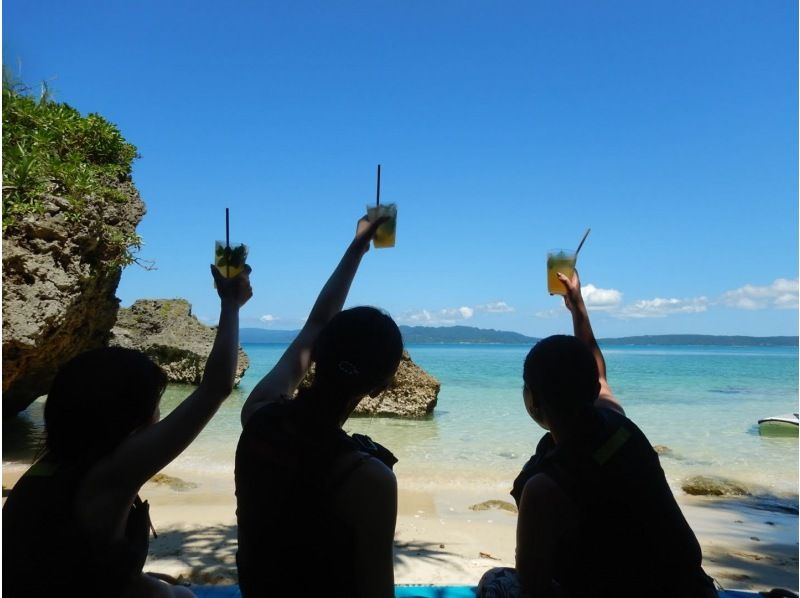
<box><xmin>477</xmin><ymin>301</ymin><xmax>516</xmax><ymax>313</ymax></box>
<box><xmin>534</xmin><ymin>308</ymin><xmax>564</xmax><ymax>319</ymax></box>
<box><xmin>615</xmin><ymin>297</ymin><xmax>709</xmax><ymax>319</ymax></box>
<box><xmin>531</xmin><ymin>277</ymin><xmax>798</xmax><ymax>322</ymax></box>
<box><xmin>720</xmin><ymin>278</ymin><xmax>799</xmax><ymax>311</ymax></box>
<box><xmin>401</xmin><ymin>306</ymin><xmax>475</xmax><ymax>325</ymax></box>
<box><xmin>260</xmin><ymin>314</ymin><xmax>279</xmax><ymax>323</ymax></box>
<box><xmin>581</xmin><ymin>284</ymin><xmax>622</xmax><ymax>310</ymax></box>
<box><xmin>401</xmin><ymin>300</ymin><xmax>517</xmax><ymax>324</ymax></box>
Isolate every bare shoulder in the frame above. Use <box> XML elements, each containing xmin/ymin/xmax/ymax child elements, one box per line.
<box><xmin>519</xmin><ymin>473</ymin><xmax>578</xmax><ymax>524</ymax></box>
<box><xmin>594</xmin><ymin>378</ymin><xmax>625</xmax><ymax>416</ymax></box>
<box><xmin>344</xmin><ymin>454</ymin><xmax>397</xmax><ymax>496</ymax></box>
<box><xmin>331</xmin><ymin>453</ymin><xmax>397</xmax><ymax>524</ymax></box>
<box><xmin>521</xmin><ymin>472</ymin><xmax>566</xmax><ymax>506</ymax></box>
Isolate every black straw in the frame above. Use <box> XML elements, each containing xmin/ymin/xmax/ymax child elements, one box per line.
<box><xmin>225</xmin><ymin>208</ymin><xmax>230</xmax><ymax>277</ymax></box>
<box><xmin>376</xmin><ymin>164</ymin><xmax>381</xmax><ymax>206</ymax></box>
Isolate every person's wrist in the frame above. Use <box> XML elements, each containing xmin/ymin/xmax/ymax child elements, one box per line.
<box><xmin>220</xmin><ymin>297</ymin><xmax>241</xmax><ymax>309</ymax></box>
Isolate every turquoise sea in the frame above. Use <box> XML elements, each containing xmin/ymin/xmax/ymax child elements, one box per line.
<box><xmin>5</xmin><ymin>343</ymin><xmax>798</xmax><ymax>500</ymax></box>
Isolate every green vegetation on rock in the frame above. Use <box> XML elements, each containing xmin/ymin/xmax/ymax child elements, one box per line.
<box><xmin>2</xmin><ymin>69</ymin><xmax>142</xmax><ymax>266</ymax></box>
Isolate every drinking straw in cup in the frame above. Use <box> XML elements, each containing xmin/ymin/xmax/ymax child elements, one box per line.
<box><xmin>214</xmin><ymin>208</ymin><xmax>248</xmax><ymax>279</ymax></box>
<box><xmin>366</xmin><ymin>164</ymin><xmax>398</xmax><ymax>248</ymax></box>
<box><xmin>547</xmin><ymin>228</ymin><xmax>590</xmax><ymax>295</ymax></box>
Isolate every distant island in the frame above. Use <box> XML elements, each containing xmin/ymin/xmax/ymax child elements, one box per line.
<box><xmin>240</xmin><ymin>327</ymin><xmax>797</xmax><ymax>347</ymax></box>
<box><xmin>598</xmin><ymin>335</ymin><xmax>798</xmax><ymax>347</ymax></box>
<box><xmin>398</xmin><ymin>325</ymin><xmax>537</xmax><ymax>344</ymax></box>
<box><xmin>240</xmin><ymin>325</ymin><xmax>536</xmax><ymax>344</ymax></box>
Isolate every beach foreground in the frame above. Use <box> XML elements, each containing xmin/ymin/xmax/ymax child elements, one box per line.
<box><xmin>4</xmin><ymin>466</ymin><xmax>795</xmax><ymax>591</ymax></box>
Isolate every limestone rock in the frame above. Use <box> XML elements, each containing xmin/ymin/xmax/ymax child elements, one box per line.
<box><xmin>298</xmin><ymin>350</ymin><xmax>439</xmax><ymax>418</ymax></box>
<box><xmin>149</xmin><ymin>473</ymin><xmax>198</xmax><ymax>492</ymax></box>
<box><xmin>2</xmin><ymin>186</ymin><xmax>144</xmax><ymax>417</ymax></box>
<box><xmin>469</xmin><ymin>500</ymin><xmax>518</xmax><ymax>514</ymax></box>
<box><xmin>110</xmin><ymin>299</ymin><xmax>249</xmax><ymax>386</ymax></box>
<box><xmin>681</xmin><ymin>475</ymin><xmax>751</xmax><ymax>497</ymax></box>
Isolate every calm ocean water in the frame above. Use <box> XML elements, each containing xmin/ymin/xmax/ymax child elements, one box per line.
<box><xmin>5</xmin><ymin>343</ymin><xmax>798</xmax><ymax>498</ymax></box>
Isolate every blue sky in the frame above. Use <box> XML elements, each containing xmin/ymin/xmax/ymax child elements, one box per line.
<box><xmin>4</xmin><ymin>1</ymin><xmax>798</xmax><ymax>337</ymax></box>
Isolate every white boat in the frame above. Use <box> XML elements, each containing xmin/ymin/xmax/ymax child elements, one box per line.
<box><xmin>758</xmin><ymin>412</ymin><xmax>799</xmax><ymax>436</ymax></box>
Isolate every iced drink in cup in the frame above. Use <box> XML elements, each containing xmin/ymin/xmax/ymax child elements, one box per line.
<box><xmin>366</xmin><ymin>203</ymin><xmax>397</xmax><ymax>248</ymax></box>
<box><xmin>214</xmin><ymin>241</ymin><xmax>248</xmax><ymax>278</ymax></box>
<box><xmin>547</xmin><ymin>249</ymin><xmax>577</xmax><ymax>295</ymax></box>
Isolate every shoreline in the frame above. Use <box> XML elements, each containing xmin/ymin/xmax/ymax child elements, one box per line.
<box><xmin>3</xmin><ymin>464</ymin><xmax>797</xmax><ymax>591</ymax></box>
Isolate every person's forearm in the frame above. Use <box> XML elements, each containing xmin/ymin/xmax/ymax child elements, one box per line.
<box><xmin>200</xmin><ymin>299</ymin><xmax>241</xmax><ymax>397</ymax></box>
<box><xmin>307</xmin><ymin>240</ymin><xmax>364</xmax><ymax>326</ymax></box>
<box><xmin>571</xmin><ymin>302</ymin><xmax>608</xmax><ymax>382</ymax></box>
<box><xmin>104</xmin><ymin>299</ymin><xmax>242</xmax><ymax>489</ymax></box>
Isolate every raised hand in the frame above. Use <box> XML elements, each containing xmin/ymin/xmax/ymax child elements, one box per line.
<box><xmin>211</xmin><ymin>264</ymin><xmax>253</xmax><ymax>307</ymax></box>
<box><xmin>556</xmin><ymin>269</ymin><xmax>583</xmax><ymax>315</ymax></box>
<box><xmin>354</xmin><ymin>215</ymin><xmax>390</xmax><ymax>255</ymax></box>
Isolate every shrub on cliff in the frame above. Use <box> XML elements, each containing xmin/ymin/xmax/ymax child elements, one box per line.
<box><xmin>2</xmin><ymin>70</ymin><xmax>141</xmax><ymax>266</ymax></box>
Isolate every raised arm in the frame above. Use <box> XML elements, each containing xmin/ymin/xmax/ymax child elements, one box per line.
<box><xmin>85</xmin><ymin>265</ymin><xmax>253</xmax><ymax>498</ymax></box>
<box><xmin>556</xmin><ymin>270</ymin><xmax>623</xmax><ymax>415</ymax></box>
<box><xmin>240</xmin><ymin>215</ymin><xmax>386</xmax><ymax>426</ymax></box>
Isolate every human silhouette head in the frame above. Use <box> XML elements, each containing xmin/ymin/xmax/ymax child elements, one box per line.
<box><xmin>523</xmin><ymin>335</ymin><xmax>599</xmax><ymax>426</ymax></box>
<box><xmin>310</xmin><ymin>306</ymin><xmax>403</xmax><ymax>419</ymax></box>
<box><xmin>44</xmin><ymin>347</ymin><xmax>167</xmax><ymax>461</ymax></box>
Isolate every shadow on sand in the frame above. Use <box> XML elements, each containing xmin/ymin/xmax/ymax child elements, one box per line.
<box><xmin>147</xmin><ymin>523</ymin><xmax>239</xmax><ymax>585</ymax></box>
<box><xmin>395</xmin><ymin>539</ymin><xmax>464</xmax><ymax>574</ymax></box>
<box><xmin>693</xmin><ymin>496</ymin><xmax>799</xmax><ymax>591</ymax></box>
<box><xmin>148</xmin><ymin>525</ymin><xmax>470</xmax><ymax>586</ymax></box>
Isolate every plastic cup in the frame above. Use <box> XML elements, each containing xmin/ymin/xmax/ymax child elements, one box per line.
<box><xmin>547</xmin><ymin>249</ymin><xmax>576</xmax><ymax>295</ymax></box>
<box><xmin>214</xmin><ymin>241</ymin><xmax>248</xmax><ymax>278</ymax></box>
<box><xmin>366</xmin><ymin>203</ymin><xmax>397</xmax><ymax>248</ymax></box>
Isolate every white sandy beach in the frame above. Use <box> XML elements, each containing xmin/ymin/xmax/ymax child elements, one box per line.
<box><xmin>4</xmin><ymin>465</ymin><xmax>795</xmax><ymax>591</ymax></box>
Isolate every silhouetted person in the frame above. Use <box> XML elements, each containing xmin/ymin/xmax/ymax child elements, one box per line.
<box><xmin>478</xmin><ymin>270</ymin><xmax>717</xmax><ymax>598</ymax></box>
<box><xmin>235</xmin><ymin>215</ymin><xmax>402</xmax><ymax>598</ymax></box>
<box><xmin>3</xmin><ymin>266</ymin><xmax>252</xmax><ymax>597</ymax></box>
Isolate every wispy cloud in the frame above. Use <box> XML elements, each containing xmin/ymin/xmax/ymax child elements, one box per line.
<box><xmin>260</xmin><ymin>314</ymin><xmax>280</xmax><ymax>324</ymax></box>
<box><xmin>720</xmin><ymin>278</ymin><xmax>798</xmax><ymax>310</ymax></box>
<box><xmin>399</xmin><ymin>299</ymin><xmax>519</xmax><ymax>325</ymax></box>
<box><xmin>477</xmin><ymin>301</ymin><xmax>516</xmax><ymax>313</ymax></box>
<box><xmin>616</xmin><ymin>297</ymin><xmax>709</xmax><ymax>319</ymax></box>
<box><xmin>534</xmin><ymin>308</ymin><xmax>563</xmax><ymax>319</ymax></box>
<box><xmin>533</xmin><ymin>277</ymin><xmax>797</xmax><ymax>322</ymax></box>
<box><xmin>406</xmin><ymin>306</ymin><xmax>474</xmax><ymax>325</ymax></box>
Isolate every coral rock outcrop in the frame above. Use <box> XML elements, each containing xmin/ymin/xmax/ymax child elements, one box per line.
<box><xmin>110</xmin><ymin>298</ymin><xmax>249</xmax><ymax>386</ymax></box>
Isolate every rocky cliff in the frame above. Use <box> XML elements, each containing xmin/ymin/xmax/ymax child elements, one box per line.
<box><xmin>110</xmin><ymin>299</ymin><xmax>249</xmax><ymax>385</ymax></box>
<box><xmin>299</xmin><ymin>350</ymin><xmax>439</xmax><ymax>417</ymax></box>
<box><xmin>2</xmin><ymin>188</ymin><xmax>145</xmax><ymax>417</ymax></box>
<box><xmin>2</xmin><ymin>83</ymin><xmax>144</xmax><ymax>417</ymax></box>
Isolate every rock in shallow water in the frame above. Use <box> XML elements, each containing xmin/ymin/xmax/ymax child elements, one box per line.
<box><xmin>149</xmin><ymin>472</ymin><xmax>198</xmax><ymax>491</ymax></box>
<box><xmin>469</xmin><ymin>500</ymin><xmax>518</xmax><ymax>514</ymax></box>
<box><xmin>110</xmin><ymin>299</ymin><xmax>249</xmax><ymax>386</ymax></box>
<box><xmin>681</xmin><ymin>475</ymin><xmax>751</xmax><ymax>496</ymax></box>
<box><xmin>298</xmin><ymin>350</ymin><xmax>440</xmax><ymax>418</ymax></box>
